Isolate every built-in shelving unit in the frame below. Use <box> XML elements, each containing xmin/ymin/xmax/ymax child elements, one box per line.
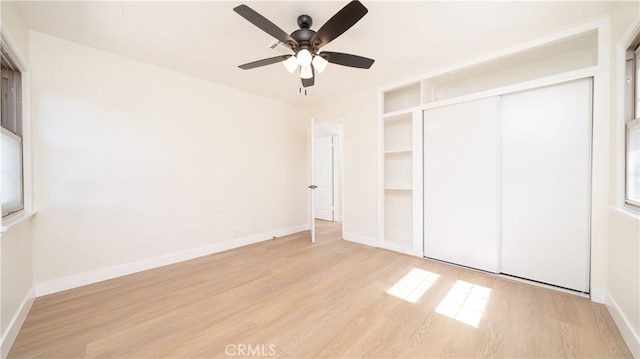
<box><xmin>384</xmin><ymin>189</ymin><xmax>413</xmax><ymax>249</ymax></box>
<box><xmin>384</xmin><ymin>114</ymin><xmax>413</xmax><ymax>192</ymax></box>
<box><xmin>421</xmin><ymin>29</ymin><xmax>598</xmax><ymax>104</ymax></box>
<box><xmin>379</xmin><ymin>109</ymin><xmax>422</xmax><ymax>255</ymax></box>
<box><xmin>378</xmin><ymin>20</ymin><xmax>603</xmax><ymax>258</ymax></box>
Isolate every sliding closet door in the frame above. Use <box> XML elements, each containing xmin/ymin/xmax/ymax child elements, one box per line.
<box><xmin>423</xmin><ymin>97</ymin><xmax>499</xmax><ymax>272</ymax></box>
<box><xmin>501</xmin><ymin>78</ymin><xmax>592</xmax><ymax>292</ymax></box>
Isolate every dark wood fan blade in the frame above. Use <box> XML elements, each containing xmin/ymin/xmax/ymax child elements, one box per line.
<box><xmin>234</xmin><ymin>5</ymin><xmax>297</xmax><ymax>47</ymax></box>
<box><xmin>320</xmin><ymin>51</ymin><xmax>374</xmax><ymax>69</ymax></box>
<box><xmin>311</xmin><ymin>1</ymin><xmax>368</xmax><ymax>49</ymax></box>
<box><xmin>238</xmin><ymin>55</ymin><xmax>292</xmax><ymax>70</ymax></box>
<box><xmin>302</xmin><ymin>66</ymin><xmax>315</xmax><ymax>87</ymax></box>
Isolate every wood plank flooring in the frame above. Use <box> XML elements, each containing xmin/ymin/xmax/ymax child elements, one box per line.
<box><xmin>9</xmin><ymin>220</ymin><xmax>632</xmax><ymax>358</ymax></box>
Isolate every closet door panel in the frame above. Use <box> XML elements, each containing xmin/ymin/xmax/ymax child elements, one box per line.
<box><xmin>500</xmin><ymin>78</ymin><xmax>592</xmax><ymax>292</ymax></box>
<box><xmin>423</xmin><ymin>97</ymin><xmax>499</xmax><ymax>272</ymax></box>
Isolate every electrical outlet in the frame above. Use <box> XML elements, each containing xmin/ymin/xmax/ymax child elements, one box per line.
<box><xmin>233</xmin><ymin>227</ymin><xmax>238</xmax><ymax>238</ymax></box>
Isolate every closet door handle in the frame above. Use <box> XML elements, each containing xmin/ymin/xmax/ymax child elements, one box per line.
<box><xmin>308</xmin><ymin>185</ymin><xmax>318</xmax><ymax>189</ymax></box>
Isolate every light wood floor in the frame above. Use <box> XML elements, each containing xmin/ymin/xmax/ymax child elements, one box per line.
<box><xmin>10</xmin><ymin>220</ymin><xmax>632</xmax><ymax>358</ymax></box>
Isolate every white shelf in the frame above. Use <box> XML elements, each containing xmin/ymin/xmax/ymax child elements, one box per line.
<box><xmin>379</xmin><ymin>27</ymin><xmax>599</xmax><ymax>116</ymax></box>
<box><xmin>426</xmin><ymin>30</ymin><xmax>597</xmax><ymax>103</ymax></box>
<box><xmin>380</xmin><ymin>109</ymin><xmax>418</xmax><ymax>254</ymax></box>
<box><xmin>385</xmin><ymin>152</ymin><xmax>412</xmax><ymax>189</ymax></box>
<box><xmin>383</xmin><ymin>82</ymin><xmax>421</xmax><ymax>114</ymax></box>
<box><xmin>385</xmin><ymin>149</ymin><xmax>412</xmax><ymax>155</ymax></box>
<box><xmin>382</xmin><ymin>109</ymin><xmax>417</xmax><ymax>120</ymax></box>
<box><xmin>384</xmin><ymin>116</ymin><xmax>412</xmax><ymax>152</ymax></box>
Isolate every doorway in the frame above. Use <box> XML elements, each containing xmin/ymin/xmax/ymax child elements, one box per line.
<box><xmin>311</xmin><ymin>120</ymin><xmax>344</xmax><ymax>227</ymax></box>
<box><xmin>313</xmin><ymin>136</ymin><xmax>334</xmax><ymax>221</ymax></box>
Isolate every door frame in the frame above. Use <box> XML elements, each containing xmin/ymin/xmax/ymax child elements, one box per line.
<box><xmin>309</xmin><ymin>118</ymin><xmax>316</xmax><ymax>243</ymax></box>
<box><xmin>309</xmin><ymin>119</ymin><xmax>345</xmax><ymax>241</ymax></box>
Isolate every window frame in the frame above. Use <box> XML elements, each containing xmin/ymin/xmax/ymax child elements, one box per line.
<box><xmin>1</xmin><ymin>33</ymin><xmax>26</xmax><ymax>220</ymax></box>
<box><xmin>624</xmin><ymin>41</ymin><xmax>640</xmax><ymax>210</ymax></box>
<box><xmin>626</xmin><ymin>118</ymin><xmax>640</xmax><ymax>208</ymax></box>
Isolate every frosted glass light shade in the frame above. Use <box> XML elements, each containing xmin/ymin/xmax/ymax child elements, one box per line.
<box><xmin>283</xmin><ymin>56</ymin><xmax>298</xmax><ymax>73</ymax></box>
<box><xmin>312</xmin><ymin>55</ymin><xmax>328</xmax><ymax>73</ymax></box>
<box><xmin>296</xmin><ymin>49</ymin><xmax>312</xmax><ymax>66</ymax></box>
<box><xmin>300</xmin><ymin>65</ymin><xmax>313</xmax><ymax>79</ymax></box>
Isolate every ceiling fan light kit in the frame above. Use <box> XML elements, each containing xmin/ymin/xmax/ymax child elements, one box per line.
<box><xmin>283</xmin><ymin>55</ymin><xmax>298</xmax><ymax>73</ymax></box>
<box><xmin>234</xmin><ymin>0</ymin><xmax>375</xmax><ymax>88</ymax></box>
<box><xmin>312</xmin><ymin>55</ymin><xmax>328</xmax><ymax>73</ymax></box>
<box><xmin>296</xmin><ymin>49</ymin><xmax>313</xmax><ymax>66</ymax></box>
<box><xmin>300</xmin><ymin>65</ymin><xmax>314</xmax><ymax>79</ymax></box>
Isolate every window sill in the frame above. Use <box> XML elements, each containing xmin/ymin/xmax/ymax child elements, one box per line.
<box><xmin>1</xmin><ymin>211</ymin><xmax>37</xmax><ymax>233</ymax></box>
<box><xmin>612</xmin><ymin>206</ymin><xmax>640</xmax><ymax>221</ymax></box>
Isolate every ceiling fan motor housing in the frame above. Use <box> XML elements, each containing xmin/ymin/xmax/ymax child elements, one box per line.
<box><xmin>291</xmin><ymin>15</ymin><xmax>316</xmax><ymax>51</ymax></box>
<box><xmin>297</xmin><ymin>14</ymin><xmax>312</xmax><ymax>29</ymax></box>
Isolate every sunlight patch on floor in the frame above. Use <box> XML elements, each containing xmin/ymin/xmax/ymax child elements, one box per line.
<box><xmin>435</xmin><ymin>280</ymin><xmax>491</xmax><ymax>327</ymax></box>
<box><xmin>386</xmin><ymin>268</ymin><xmax>440</xmax><ymax>303</ymax></box>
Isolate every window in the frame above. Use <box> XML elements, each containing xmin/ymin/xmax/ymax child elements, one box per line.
<box><xmin>625</xmin><ymin>39</ymin><xmax>640</xmax><ymax>209</ymax></box>
<box><xmin>1</xmin><ymin>45</ymin><xmax>24</xmax><ymax>217</ymax></box>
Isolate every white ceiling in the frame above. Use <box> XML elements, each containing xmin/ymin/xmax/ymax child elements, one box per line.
<box><xmin>14</xmin><ymin>1</ymin><xmax>613</xmax><ymax>107</ymax></box>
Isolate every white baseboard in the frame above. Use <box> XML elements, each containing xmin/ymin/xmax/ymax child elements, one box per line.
<box><xmin>342</xmin><ymin>232</ymin><xmax>378</xmax><ymax>247</ymax></box>
<box><xmin>378</xmin><ymin>242</ymin><xmax>423</xmax><ymax>257</ymax></box>
<box><xmin>342</xmin><ymin>233</ymin><xmax>423</xmax><ymax>258</ymax></box>
<box><xmin>35</xmin><ymin>224</ymin><xmax>308</xmax><ymax>297</ymax></box>
<box><xmin>605</xmin><ymin>291</ymin><xmax>640</xmax><ymax>358</ymax></box>
<box><xmin>0</xmin><ymin>287</ymin><xmax>35</xmax><ymax>359</ymax></box>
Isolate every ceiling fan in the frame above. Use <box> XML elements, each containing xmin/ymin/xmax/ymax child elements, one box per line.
<box><xmin>234</xmin><ymin>0</ymin><xmax>375</xmax><ymax>88</ymax></box>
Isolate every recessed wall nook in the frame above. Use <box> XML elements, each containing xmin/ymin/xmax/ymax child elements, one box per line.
<box><xmin>378</xmin><ymin>19</ymin><xmax>605</xmax><ymax>294</ymax></box>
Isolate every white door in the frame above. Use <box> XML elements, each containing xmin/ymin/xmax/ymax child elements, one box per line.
<box><xmin>309</xmin><ymin>120</ymin><xmax>316</xmax><ymax>243</ymax></box>
<box><xmin>423</xmin><ymin>97</ymin><xmax>500</xmax><ymax>272</ymax></box>
<box><xmin>500</xmin><ymin>78</ymin><xmax>592</xmax><ymax>292</ymax></box>
<box><xmin>313</xmin><ymin>136</ymin><xmax>334</xmax><ymax>221</ymax></box>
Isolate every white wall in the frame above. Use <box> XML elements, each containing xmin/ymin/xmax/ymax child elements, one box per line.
<box><xmin>29</xmin><ymin>32</ymin><xmax>308</xmax><ymax>290</ymax></box>
<box><xmin>607</xmin><ymin>209</ymin><xmax>640</xmax><ymax>354</ymax></box>
<box><xmin>607</xmin><ymin>2</ymin><xmax>640</xmax><ymax>356</ymax></box>
<box><xmin>0</xmin><ymin>3</ymin><xmax>34</xmax><ymax>358</ymax></box>
<box><xmin>0</xmin><ymin>1</ymin><xmax>29</xmax><ymax>64</ymax></box>
<box><xmin>0</xmin><ymin>221</ymin><xmax>33</xmax><ymax>358</ymax></box>
<box><xmin>310</xmin><ymin>88</ymin><xmax>378</xmax><ymax>242</ymax></box>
